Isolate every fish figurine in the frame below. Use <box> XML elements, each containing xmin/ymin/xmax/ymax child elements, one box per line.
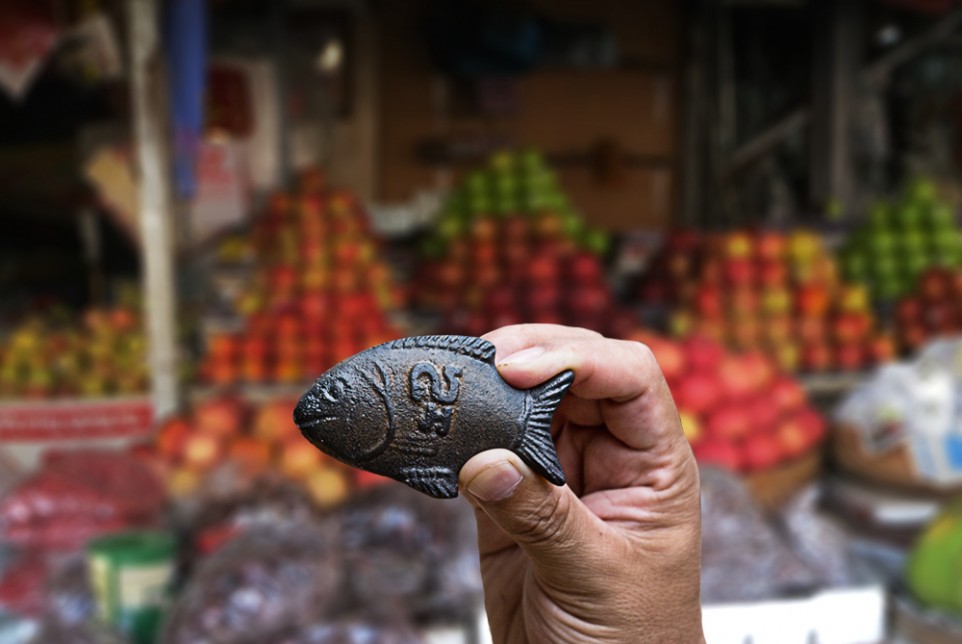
<box><xmin>293</xmin><ymin>335</ymin><xmax>574</xmax><ymax>499</ymax></box>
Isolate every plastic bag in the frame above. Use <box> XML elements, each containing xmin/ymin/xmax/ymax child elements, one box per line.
<box><xmin>161</xmin><ymin>520</ymin><xmax>343</xmax><ymax>643</ymax></box>
<box><xmin>700</xmin><ymin>466</ymin><xmax>816</xmax><ymax>603</ymax></box>
<box><xmin>334</xmin><ymin>483</ymin><xmax>482</xmax><ymax>624</ymax></box>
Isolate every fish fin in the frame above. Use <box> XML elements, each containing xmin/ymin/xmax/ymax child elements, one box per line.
<box><xmin>517</xmin><ymin>370</ymin><xmax>574</xmax><ymax>486</ymax></box>
<box><xmin>400</xmin><ymin>466</ymin><xmax>459</xmax><ymax>499</ymax></box>
<box><xmin>377</xmin><ymin>335</ymin><xmax>496</xmax><ymax>364</ymax></box>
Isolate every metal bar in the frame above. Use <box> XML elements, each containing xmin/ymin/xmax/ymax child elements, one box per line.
<box><xmin>129</xmin><ymin>0</ymin><xmax>181</xmax><ymax>419</ymax></box>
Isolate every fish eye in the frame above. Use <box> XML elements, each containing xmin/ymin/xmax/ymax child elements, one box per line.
<box><xmin>317</xmin><ymin>376</ymin><xmax>348</xmax><ymax>404</ymax></box>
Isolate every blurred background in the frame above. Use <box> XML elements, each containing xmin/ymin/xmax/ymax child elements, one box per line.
<box><xmin>2</xmin><ymin>0</ymin><xmax>962</xmax><ymax>642</ymax></box>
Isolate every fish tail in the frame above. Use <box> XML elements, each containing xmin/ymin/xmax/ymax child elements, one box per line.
<box><xmin>517</xmin><ymin>370</ymin><xmax>574</xmax><ymax>486</ymax></box>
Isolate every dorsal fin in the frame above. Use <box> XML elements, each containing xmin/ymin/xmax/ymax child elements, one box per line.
<box><xmin>377</xmin><ymin>335</ymin><xmax>496</xmax><ymax>363</ymax></box>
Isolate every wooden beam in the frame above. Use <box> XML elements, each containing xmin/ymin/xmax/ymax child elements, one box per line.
<box><xmin>129</xmin><ymin>0</ymin><xmax>181</xmax><ymax>419</ymax></box>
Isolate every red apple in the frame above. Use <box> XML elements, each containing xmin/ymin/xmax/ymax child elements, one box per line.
<box><xmin>741</xmin><ymin>434</ymin><xmax>784</xmax><ymax>472</ymax></box>
<box><xmin>757</xmin><ymin>259</ymin><xmax>788</xmax><ymax>288</ymax></box>
<box><xmin>728</xmin><ymin>288</ymin><xmax>759</xmax><ymax>317</ymax></box>
<box><xmin>706</xmin><ymin>404</ymin><xmax>752</xmax><ymax>441</ymax></box>
<box><xmin>754</xmin><ymin>231</ymin><xmax>787</xmax><ymax>262</ymax></box>
<box><xmin>746</xmin><ymin>396</ymin><xmax>780</xmax><ymax>434</ymax></box>
<box><xmin>569</xmin><ymin>251</ymin><xmax>603</xmax><ymax>284</ymax></box>
<box><xmin>645</xmin><ymin>337</ymin><xmax>686</xmax><ymax>384</ymax></box>
<box><xmin>194</xmin><ymin>396</ymin><xmax>248</xmax><ymax>438</ymax></box>
<box><xmin>795</xmin><ymin>284</ymin><xmax>830</xmax><ymax>318</ymax></box>
<box><xmin>867</xmin><ymin>333</ymin><xmax>897</xmax><ymax>365</ymax></box>
<box><xmin>682</xmin><ymin>335</ymin><xmax>726</xmax><ymax>373</ymax></box>
<box><xmin>920</xmin><ymin>267</ymin><xmax>952</xmax><ymax>302</ymax></box>
<box><xmin>775</xmin><ymin>417</ymin><xmax>809</xmax><ymax>460</ymax></box>
<box><xmin>801</xmin><ymin>342</ymin><xmax>833</xmax><ymax>372</ymax></box>
<box><xmin>693</xmin><ymin>285</ymin><xmax>725</xmax><ymax>318</ymax></box>
<box><xmin>156</xmin><ymin>417</ymin><xmax>193</xmax><ymax>460</ymax></box>
<box><xmin>693</xmin><ymin>439</ymin><xmax>742</xmax><ymax>471</ymax></box>
<box><xmin>673</xmin><ymin>372</ymin><xmax>722</xmax><ymax>415</ymax></box>
<box><xmin>182</xmin><ymin>432</ymin><xmax>224</xmax><ymax>471</ymax></box>
<box><xmin>795</xmin><ymin>408</ymin><xmax>827</xmax><ymax>445</ymax></box>
<box><xmin>835</xmin><ymin>343</ymin><xmax>864</xmax><ymax>372</ymax></box>
<box><xmin>896</xmin><ymin>297</ymin><xmax>922</xmax><ymax>327</ymax></box>
<box><xmin>717</xmin><ymin>356</ymin><xmax>761</xmax><ymax>400</ymax></box>
<box><xmin>723</xmin><ymin>258</ymin><xmax>755</xmax><ymax>287</ymax></box>
<box><xmin>770</xmin><ymin>376</ymin><xmax>806</xmax><ymax>413</ymax></box>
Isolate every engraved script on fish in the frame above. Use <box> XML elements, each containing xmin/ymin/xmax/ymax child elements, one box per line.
<box><xmin>293</xmin><ymin>335</ymin><xmax>574</xmax><ymax>498</ymax></box>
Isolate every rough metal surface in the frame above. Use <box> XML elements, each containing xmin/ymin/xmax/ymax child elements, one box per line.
<box><xmin>294</xmin><ymin>336</ymin><xmax>573</xmax><ymax>498</ymax></box>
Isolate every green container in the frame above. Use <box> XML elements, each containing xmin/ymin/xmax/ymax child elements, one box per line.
<box><xmin>87</xmin><ymin>531</ymin><xmax>175</xmax><ymax>644</ymax></box>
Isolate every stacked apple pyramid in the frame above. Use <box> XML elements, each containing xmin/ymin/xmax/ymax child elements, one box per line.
<box><xmin>199</xmin><ymin>170</ymin><xmax>403</xmax><ymax>385</ymax></box>
<box><xmin>417</xmin><ymin>151</ymin><xmax>634</xmax><ymax>336</ymax></box>
<box><xmin>631</xmin><ymin>331</ymin><xmax>827</xmax><ymax>473</ymax></box>
<box><xmin>839</xmin><ymin>178</ymin><xmax>962</xmax><ymax>302</ymax></box>
<box><xmin>642</xmin><ymin>229</ymin><xmax>895</xmax><ymax>372</ymax></box>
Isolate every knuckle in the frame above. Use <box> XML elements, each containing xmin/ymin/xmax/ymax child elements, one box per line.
<box><xmin>513</xmin><ymin>488</ymin><xmax>571</xmax><ymax>548</ymax></box>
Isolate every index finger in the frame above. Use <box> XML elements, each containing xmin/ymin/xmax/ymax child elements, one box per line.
<box><xmin>482</xmin><ymin>324</ymin><xmax>685</xmax><ymax>453</ymax></box>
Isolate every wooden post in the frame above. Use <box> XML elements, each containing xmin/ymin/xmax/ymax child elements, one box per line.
<box><xmin>129</xmin><ymin>0</ymin><xmax>181</xmax><ymax>419</ymax></box>
<box><xmin>810</xmin><ymin>0</ymin><xmax>862</xmax><ymax>213</ymax></box>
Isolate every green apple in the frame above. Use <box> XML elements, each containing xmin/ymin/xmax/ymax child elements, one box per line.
<box><xmin>867</xmin><ymin>202</ymin><xmax>891</xmax><ymax>230</ymax></box>
<box><xmin>895</xmin><ymin>203</ymin><xmax>925</xmax><ymax>230</ymax></box>
<box><xmin>867</xmin><ymin>230</ymin><xmax>896</xmax><ymax>258</ymax></box>
<box><xmin>898</xmin><ymin>229</ymin><xmax>929</xmax><ymax>257</ymax></box>
<box><xmin>519</xmin><ymin>148</ymin><xmax>546</xmax><ymax>172</ymax></box>
<box><xmin>905</xmin><ymin>176</ymin><xmax>938</xmax><ymax>207</ymax></box>
<box><xmin>903</xmin><ymin>252</ymin><xmax>930</xmax><ymax>281</ymax></box>
<box><xmin>925</xmin><ymin>203</ymin><xmax>956</xmax><ymax>231</ymax></box>
<box><xmin>842</xmin><ymin>251</ymin><xmax>869</xmax><ymax>283</ymax></box>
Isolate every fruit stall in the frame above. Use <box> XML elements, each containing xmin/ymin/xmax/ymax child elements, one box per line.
<box><xmin>3</xmin><ymin>1</ymin><xmax>962</xmax><ymax>643</ymax></box>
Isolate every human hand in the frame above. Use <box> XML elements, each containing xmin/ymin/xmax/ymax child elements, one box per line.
<box><xmin>458</xmin><ymin>324</ymin><xmax>704</xmax><ymax>644</ymax></box>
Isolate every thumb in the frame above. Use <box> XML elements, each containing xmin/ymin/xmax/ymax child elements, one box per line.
<box><xmin>459</xmin><ymin>449</ymin><xmax>607</xmax><ymax>589</ymax></box>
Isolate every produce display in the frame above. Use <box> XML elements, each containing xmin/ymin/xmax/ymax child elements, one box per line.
<box><xmin>630</xmin><ymin>331</ymin><xmax>827</xmax><ymax>474</ymax></box>
<box><xmin>0</xmin><ymin>306</ymin><xmax>147</xmax><ymax>399</ymax></box>
<box><xmin>906</xmin><ymin>498</ymin><xmax>962</xmax><ymax>620</ymax></box>
<box><xmin>641</xmin><ymin>229</ymin><xmax>895</xmax><ymax>372</ymax></box>
<box><xmin>146</xmin><ymin>393</ymin><xmax>387</xmax><ymax>506</ymax></box>
<box><xmin>838</xmin><ymin>178</ymin><xmax>962</xmax><ymax>302</ymax></box>
<box><xmin>894</xmin><ymin>266</ymin><xmax>962</xmax><ymax>352</ymax></box>
<box><xmin>415</xmin><ymin>151</ymin><xmax>635</xmax><ymax>336</ymax></box>
<box><xmin>199</xmin><ymin>170</ymin><xmax>404</xmax><ymax>386</ymax></box>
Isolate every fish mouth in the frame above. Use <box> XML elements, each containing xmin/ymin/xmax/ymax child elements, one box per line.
<box><xmin>296</xmin><ymin>415</ymin><xmax>338</xmax><ymax>431</ymax></box>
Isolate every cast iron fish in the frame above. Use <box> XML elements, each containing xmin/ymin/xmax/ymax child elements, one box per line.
<box><xmin>293</xmin><ymin>335</ymin><xmax>574</xmax><ymax>499</ymax></box>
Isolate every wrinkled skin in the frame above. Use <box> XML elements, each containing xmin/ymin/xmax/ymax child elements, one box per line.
<box><xmin>459</xmin><ymin>325</ymin><xmax>704</xmax><ymax>644</ymax></box>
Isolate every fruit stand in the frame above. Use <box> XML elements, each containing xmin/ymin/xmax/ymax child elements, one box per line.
<box><xmin>3</xmin><ymin>1</ymin><xmax>962</xmax><ymax>643</ymax></box>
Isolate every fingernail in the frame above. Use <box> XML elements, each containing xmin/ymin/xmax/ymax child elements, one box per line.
<box><xmin>466</xmin><ymin>461</ymin><xmax>523</xmax><ymax>502</ymax></box>
<box><xmin>498</xmin><ymin>346</ymin><xmax>544</xmax><ymax>366</ymax></box>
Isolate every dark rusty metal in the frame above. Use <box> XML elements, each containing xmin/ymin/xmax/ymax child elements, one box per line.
<box><xmin>293</xmin><ymin>335</ymin><xmax>573</xmax><ymax>499</ymax></box>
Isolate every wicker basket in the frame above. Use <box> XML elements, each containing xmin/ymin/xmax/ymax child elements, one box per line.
<box><xmin>744</xmin><ymin>449</ymin><xmax>822</xmax><ymax>510</ymax></box>
<box><xmin>831</xmin><ymin>423</ymin><xmax>962</xmax><ymax>495</ymax></box>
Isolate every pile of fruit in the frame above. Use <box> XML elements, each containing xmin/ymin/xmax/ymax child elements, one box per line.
<box><xmin>0</xmin><ymin>307</ymin><xmax>147</xmax><ymax>399</ymax></box>
<box><xmin>838</xmin><ymin>178</ymin><xmax>962</xmax><ymax>302</ymax></box>
<box><xmin>199</xmin><ymin>170</ymin><xmax>404</xmax><ymax>385</ymax></box>
<box><xmin>421</xmin><ymin>149</ymin><xmax>608</xmax><ymax>259</ymax></box>
<box><xmin>147</xmin><ymin>394</ymin><xmax>386</xmax><ymax>506</ymax></box>
<box><xmin>641</xmin><ymin>229</ymin><xmax>895</xmax><ymax>372</ymax></box>
<box><xmin>631</xmin><ymin>331</ymin><xmax>827</xmax><ymax>473</ymax></box>
<box><xmin>894</xmin><ymin>266</ymin><xmax>962</xmax><ymax>352</ymax></box>
<box><xmin>417</xmin><ymin>151</ymin><xmax>633</xmax><ymax>335</ymax></box>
